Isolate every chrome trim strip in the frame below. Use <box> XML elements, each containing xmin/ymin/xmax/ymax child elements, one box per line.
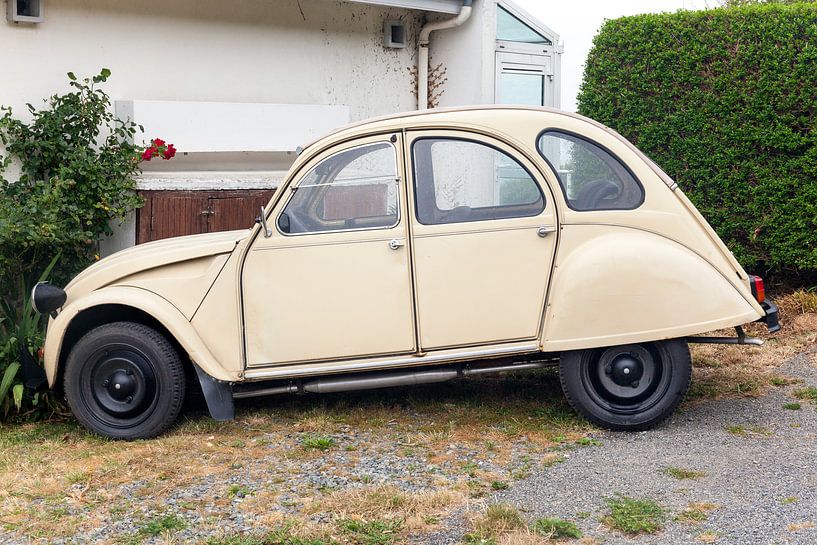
<box><xmin>243</xmin><ymin>343</ymin><xmax>540</xmax><ymax>380</ymax></box>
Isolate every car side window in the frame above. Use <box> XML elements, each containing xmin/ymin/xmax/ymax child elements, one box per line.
<box><xmin>412</xmin><ymin>138</ymin><xmax>544</xmax><ymax>225</ymax></box>
<box><xmin>278</xmin><ymin>142</ymin><xmax>399</xmax><ymax>234</ymax></box>
<box><xmin>538</xmin><ymin>131</ymin><xmax>644</xmax><ymax>211</ymax></box>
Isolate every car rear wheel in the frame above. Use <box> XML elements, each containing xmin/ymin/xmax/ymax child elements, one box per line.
<box><xmin>64</xmin><ymin>322</ymin><xmax>186</xmax><ymax>440</ymax></box>
<box><xmin>558</xmin><ymin>339</ymin><xmax>691</xmax><ymax>431</ymax></box>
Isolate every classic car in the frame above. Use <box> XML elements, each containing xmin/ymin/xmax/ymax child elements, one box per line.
<box><xmin>32</xmin><ymin>106</ymin><xmax>779</xmax><ymax>439</ymax></box>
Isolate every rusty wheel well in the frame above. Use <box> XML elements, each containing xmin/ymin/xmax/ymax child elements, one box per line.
<box><xmin>55</xmin><ymin>304</ymin><xmax>194</xmax><ymax>394</ymax></box>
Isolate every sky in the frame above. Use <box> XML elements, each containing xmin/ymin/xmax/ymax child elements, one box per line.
<box><xmin>513</xmin><ymin>0</ymin><xmax>714</xmax><ymax>111</ymax></box>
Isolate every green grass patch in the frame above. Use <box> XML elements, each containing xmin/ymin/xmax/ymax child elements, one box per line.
<box><xmin>204</xmin><ymin>525</ymin><xmax>327</xmax><ymax>545</ymax></box>
<box><xmin>226</xmin><ymin>484</ymin><xmax>251</xmax><ymax>498</ymax></box>
<box><xmin>783</xmin><ymin>402</ymin><xmax>802</xmax><ymax>411</ymax></box>
<box><xmin>794</xmin><ymin>387</ymin><xmax>817</xmax><ymax>403</ymax></box>
<box><xmin>490</xmin><ymin>480</ymin><xmax>509</xmax><ymax>491</ymax></box>
<box><xmin>531</xmin><ymin>517</ymin><xmax>582</xmax><ymax>539</ymax></box>
<box><xmin>603</xmin><ymin>495</ymin><xmax>666</xmax><ymax>535</ymax></box>
<box><xmin>300</xmin><ymin>434</ymin><xmax>335</xmax><ymax>451</ymax></box>
<box><xmin>726</xmin><ymin>425</ymin><xmax>745</xmax><ymax>436</ymax></box>
<box><xmin>338</xmin><ymin>519</ymin><xmax>401</xmax><ymax>545</ymax></box>
<box><xmin>139</xmin><ymin>514</ymin><xmax>187</xmax><ymax>536</ymax></box>
<box><xmin>662</xmin><ymin>466</ymin><xmax>706</xmax><ymax>480</ymax></box>
<box><xmin>780</xmin><ymin>496</ymin><xmax>798</xmax><ymax>505</ymax></box>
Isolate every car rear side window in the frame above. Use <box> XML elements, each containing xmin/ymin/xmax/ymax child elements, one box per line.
<box><xmin>538</xmin><ymin>131</ymin><xmax>644</xmax><ymax>211</ymax></box>
<box><xmin>412</xmin><ymin>138</ymin><xmax>544</xmax><ymax>225</ymax></box>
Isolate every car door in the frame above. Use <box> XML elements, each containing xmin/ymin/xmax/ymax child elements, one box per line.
<box><xmin>406</xmin><ymin>131</ymin><xmax>558</xmax><ymax>351</ymax></box>
<box><xmin>242</xmin><ymin>134</ymin><xmax>416</xmax><ymax>366</ymax></box>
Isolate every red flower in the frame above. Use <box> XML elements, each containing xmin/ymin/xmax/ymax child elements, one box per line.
<box><xmin>141</xmin><ymin>147</ymin><xmax>156</xmax><ymax>161</ymax></box>
<box><xmin>152</xmin><ymin>138</ymin><xmax>166</xmax><ymax>147</ymax></box>
<box><xmin>162</xmin><ymin>144</ymin><xmax>177</xmax><ymax>160</ymax></box>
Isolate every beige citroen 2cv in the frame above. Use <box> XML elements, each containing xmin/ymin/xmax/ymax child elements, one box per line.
<box><xmin>32</xmin><ymin>107</ymin><xmax>779</xmax><ymax>439</ymax></box>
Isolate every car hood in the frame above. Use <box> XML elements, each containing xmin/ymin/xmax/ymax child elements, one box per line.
<box><xmin>64</xmin><ymin>230</ymin><xmax>249</xmax><ymax>303</ymax></box>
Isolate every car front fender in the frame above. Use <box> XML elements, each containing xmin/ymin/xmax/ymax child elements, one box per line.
<box><xmin>44</xmin><ymin>286</ymin><xmax>238</xmax><ymax>387</ymax></box>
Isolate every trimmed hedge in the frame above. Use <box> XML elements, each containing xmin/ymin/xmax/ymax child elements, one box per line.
<box><xmin>578</xmin><ymin>3</ymin><xmax>817</xmax><ymax>275</ymax></box>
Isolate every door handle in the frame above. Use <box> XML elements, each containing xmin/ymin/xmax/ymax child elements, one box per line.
<box><xmin>388</xmin><ymin>239</ymin><xmax>405</xmax><ymax>250</ymax></box>
<box><xmin>538</xmin><ymin>226</ymin><xmax>556</xmax><ymax>238</ymax></box>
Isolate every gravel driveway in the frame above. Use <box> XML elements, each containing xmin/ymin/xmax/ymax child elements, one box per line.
<box><xmin>428</xmin><ymin>347</ymin><xmax>817</xmax><ymax>545</ymax></box>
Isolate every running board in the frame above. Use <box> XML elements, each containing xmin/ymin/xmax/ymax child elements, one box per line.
<box><xmin>232</xmin><ymin>359</ymin><xmax>556</xmax><ymax>400</ymax></box>
<box><xmin>686</xmin><ymin>326</ymin><xmax>763</xmax><ymax>346</ymax></box>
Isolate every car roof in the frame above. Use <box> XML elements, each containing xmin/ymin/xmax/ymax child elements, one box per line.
<box><xmin>299</xmin><ymin>105</ymin><xmax>677</xmax><ymax>190</ymax></box>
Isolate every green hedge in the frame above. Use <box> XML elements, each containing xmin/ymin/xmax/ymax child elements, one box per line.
<box><xmin>578</xmin><ymin>3</ymin><xmax>817</xmax><ymax>276</ymax></box>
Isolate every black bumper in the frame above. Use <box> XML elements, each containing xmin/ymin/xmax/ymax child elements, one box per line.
<box><xmin>758</xmin><ymin>299</ymin><xmax>781</xmax><ymax>333</ymax></box>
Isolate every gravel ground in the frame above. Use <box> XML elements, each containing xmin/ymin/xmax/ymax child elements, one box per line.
<box><xmin>426</xmin><ymin>346</ymin><xmax>817</xmax><ymax>545</ymax></box>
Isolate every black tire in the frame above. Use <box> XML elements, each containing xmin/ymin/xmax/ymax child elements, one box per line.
<box><xmin>558</xmin><ymin>339</ymin><xmax>691</xmax><ymax>431</ymax></box>
<box><xmin>64</xmin><ymin>321</ymin><xmax>186</xmax><ymax>440</ymax></box>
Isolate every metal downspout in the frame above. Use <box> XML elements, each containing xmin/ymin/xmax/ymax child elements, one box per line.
<box><xmin>417</xmin><ymin>0</ymin><xmax>473</xmax><ymax>110</ymax></box>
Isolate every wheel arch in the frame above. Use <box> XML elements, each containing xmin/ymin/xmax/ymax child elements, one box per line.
<box><xmin>45</xmin><ymin>286</ymin><xmax>238</xmax><ymax>389</ymax></box>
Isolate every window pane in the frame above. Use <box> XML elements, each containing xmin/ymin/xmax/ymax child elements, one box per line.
<box><xmin>413</xmin><ymin>138</ymin><xmax>544</xmax><ymax>225</ymax></box>
<box><xmin>538</xmin><ymin>131</ymin><xmax>644</xmax><ymax>211</ymax></box>
<box><xmin>497</xmin><ymin>6</ymin><xmax>551</xmax><ymax>45</ymax></box>
<box><xmin>499</xmin><ymin>72</ymin><xmax>544</xmax><ymax>106</ymax></box>
<box><xmin>279</xmin><ymin>143</ymin><xmax>399</xmax><ymax>234</ymax></box>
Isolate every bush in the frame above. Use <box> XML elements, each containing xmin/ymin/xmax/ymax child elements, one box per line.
<box><xmin>578</xmin><ymin>3</ymin><xmax>817</xmax><ymax>276</ymax></box>
<box><xmin>0</xmin><ymin>70</ymin><xmax>144</xmax><ymax>419</ymax></box>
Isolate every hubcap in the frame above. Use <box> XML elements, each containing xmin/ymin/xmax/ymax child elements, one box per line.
<box><xmin>582</xmin><ymin>343</ymin><xmax>670</xmax><ymax>415</ymax></box>
<box><xmin>80</xmin><ymin>346</ymin><xmax>159</xmax><ymax>428</ymax></box>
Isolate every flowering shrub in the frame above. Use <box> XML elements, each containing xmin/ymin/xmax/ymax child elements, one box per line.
<box><xmin>0</xmin><ymin>69</ymin><xmax>147</xmax><ymax>419</ymax></box>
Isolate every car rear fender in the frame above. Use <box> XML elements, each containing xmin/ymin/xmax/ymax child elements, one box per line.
<box><xmin>541</xmin><ymin>225</ymin><xmax>764</xmax><ymax>351</ymax></box>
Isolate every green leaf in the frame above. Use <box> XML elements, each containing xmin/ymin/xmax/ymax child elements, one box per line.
<box><xmin>0</xmin><ymin>362</ymin><xmax>20</xmax><ymax>404</ymax></box>
<box><xmin>12</xmin><ymin>384</ymin><xmax>23</xmax><ymax>410</ymax></box>
<box><xmin>67</xmin><ymin>72</ymin><xmax>76</xmax><ymax>81</ymax></box>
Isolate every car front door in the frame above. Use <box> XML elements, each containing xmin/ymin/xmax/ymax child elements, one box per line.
<box><xmin>242</xmin><ymin>134</ymin><xmax>416</xmax><ymax>366</ymax></box>
<box><xmin>406</xmin><ymin>131</ymin><xmax>558</xmax><ymax>351</ymax></box>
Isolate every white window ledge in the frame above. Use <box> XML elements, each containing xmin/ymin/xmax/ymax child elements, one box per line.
<box><xmin>136</xmin><ymin>171</ymin><xmax>287</xmax><ymax>191</ymax></box>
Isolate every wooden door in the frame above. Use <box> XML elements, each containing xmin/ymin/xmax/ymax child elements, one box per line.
<box><xmin>137</xmin><ymin>190</ymin><xmax>275</xmax><ymax>244</ymax></box>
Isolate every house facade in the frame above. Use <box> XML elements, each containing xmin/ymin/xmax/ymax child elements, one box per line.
<box><xmin>1</xmin><ymin>0</ymin><xmax>562</xmax><ymax>252</ymax></box>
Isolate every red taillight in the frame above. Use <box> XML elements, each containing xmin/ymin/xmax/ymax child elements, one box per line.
<box><xmin>749</xmin><ymin>275</ymin><xmax>765</xmax><ymax>303</ymax></box>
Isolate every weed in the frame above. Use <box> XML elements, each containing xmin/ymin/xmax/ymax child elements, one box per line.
<box><xmin>300</xmin><ymin>434</ymin><xmax>335</xmax><ymax>451</ymax></box>
<box><xmin>780</xmin><ymin>496</ymin><xmax>798</xmax><ymax>505</ymax></box>
<box><xmin>726</xmin><ymin>425</ymin><xmax>745</xmax><ymax>435</ymax></box>
<box><xmin>139</xmin><ymin>514</ymin><xmax>187</xmax><ymax>536</ymax></box>
<box><xmin>794</xmin><ymin>387</ymin><xmax>817</xmax><ymax>403</ymax></box>
<box><xmin>575</xmin><ymin>437</ymin><xmax>601</xmax><ymax>447</ymax></box>
<box><xmin>531</xmin><ymin>517</ymin><xmax>582</xmax><ymax>538</ymax></box>
<box><xmin>696</xmin><ymin>531</ymin><xmax>720</xmax><ymax>543</ymax></box>
<box><xmin>469</xmin><ymin>503</ymin><xmax>526</xmax><ymax>540</ymax></box>
<box><xmin>783</xmin><ymin>402</ymin><xmax>802</xmax><ymax>410</ymax></box>
<box><xmin>490</xmin><ymin>481</ymin><xmax>509</xmax><ymax>491</ymax></box>
<box><xmin>65</xmin><ymin>470</ymin><xmax>89</xmax><ymax>485</ymax></box>
<box><xmin>204</xmin><ymin>524</ymin><xmax>327</xmax><ymax>545</ymax></box>
<box><xmin>339</xmin><ymin>518</ymin><xmax>402</xmax><ymax>545</ymax></box>
<box><xmin>226</xmin><ymin>484</ymin><xmax>251</xmax><ymax>498</ymax></box>
<box><xmin>663</xmin><ymin>466</ymin><xmax>706</xmax><ymax>480</ymax></box>
<box><xmin>771</xmin><ymin>376</ymin><xmax>791</xmax><ymax>386</ymax></box>
<box><xmin>676</xmin><ymin>503</ymin><xmax>718</xmax><ymax>524</ymax></box>
<box><xmin>603</xmin><ymin>495</ymin><xmax>666</xmax><ymax>535</ymax></box>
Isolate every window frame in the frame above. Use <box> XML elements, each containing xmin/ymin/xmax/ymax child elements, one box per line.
<box><xmin>536</xmin><ymin>129</ymin><xmax>646</xmax><ymax>212</ymax></box>
<box><xmin>410</xmin><ymin>135</ymin><xmax>547</xmax><ymax>226</ymax></box>
<box><xmin>276</xmin><ymin>140</ymin><xmax>402</xmax><ymax>237</ymax></box>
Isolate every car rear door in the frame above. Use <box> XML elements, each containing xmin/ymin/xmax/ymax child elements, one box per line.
<box><xmin>406</xmin><ymin>130</ymin><xmax>558</xmax><ymax>351</ymax></box>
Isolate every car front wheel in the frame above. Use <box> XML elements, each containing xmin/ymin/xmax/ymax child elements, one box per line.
<box><xmin>64</xmin><ymin>322</ymin><xmax>186</xmax><ymax>440</ymax></box>
<box><xmin>558</xmin><ymin>339</ymin><xmax>691</xmax><ymax>431</ymax></box>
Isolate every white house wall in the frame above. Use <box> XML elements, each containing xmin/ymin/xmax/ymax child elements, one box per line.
<box><xmin>0</xmin><ymin>0</ymin><xmax>424</xmax><ymax>128</ymax></box>
<box><xmin>430</xmin><ymin>0</ymin><xmax>497</xmax><ymax>108</ymax></box>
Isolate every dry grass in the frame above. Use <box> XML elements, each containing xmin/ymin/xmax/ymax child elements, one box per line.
<box><xmin>689</xmin><ymin>290</ymin><xmax>817</xmax><ymax>401</ymax></box>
